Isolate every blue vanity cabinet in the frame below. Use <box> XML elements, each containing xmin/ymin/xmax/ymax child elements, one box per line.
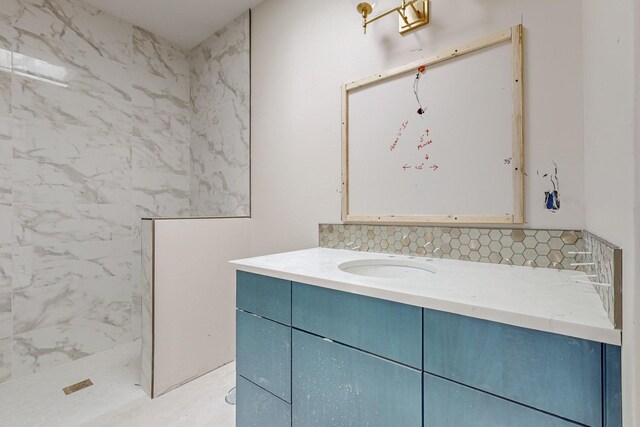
<box><xmin>292</xmin><ymin>329</ymin><xmax>422</xmax><ymax>427</ymax></box>
<box><xmin>236</xmin><ymin>272</ymin><xmax>292</xmax><ymax>427</ymax></box>
<box><xmin>235</xmin><ymin>270</ymin><xmax>622</xmax><ymax>427</ymax></box>
<box><xmin>236</xmin><ymin>271</ymin><xmax>291</xmax><ymax>325</ymax></box>
<box><xmin>236</xmin><ymin>310</ymin><xmax>291</xmax><ymax>403</ymax></box>
<box><xmin>236</xmin><ymin>375</ymin><xmax>291</xmax><ymax>427</ymax></box>
<box><xmin>424</xmin><ymin>309</ymin><xmax>603</xmax><ymax>426</ymax></box>
<box><xmin>292</xmin><ymin>282</ymin><xmax>422</xmax><ymax>368</ymax></box>
<box><xmin>424</xmin><ymin>374</ymin><xmax>581</xmax><ymax>426</ymax></box>
<box><xmin>604</xmin><ymin>344</ymin><xmax>622</xmax><ymax>426</ymax></box>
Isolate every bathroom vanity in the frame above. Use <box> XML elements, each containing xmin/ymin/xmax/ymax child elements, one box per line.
<box><xmin>231</xmin><ymin>248</ymin><xmax>622</xmax><ymax>427</ymax></box>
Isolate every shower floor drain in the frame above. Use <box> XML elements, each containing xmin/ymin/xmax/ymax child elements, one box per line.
<box><xmin>63</xmin><ymin>379</ymin><xmax>94</xmax><ymax>395</ymax></box>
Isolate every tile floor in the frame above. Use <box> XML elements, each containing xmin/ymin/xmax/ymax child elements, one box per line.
<box><xmin>0</xmin><ymin>341</ymin><xmax>236</xmax><ymax>426</ymax></box>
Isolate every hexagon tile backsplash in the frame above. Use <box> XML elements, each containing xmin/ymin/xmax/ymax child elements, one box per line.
<box><xmin>319</xmin><ymin>224</ymin><xmax>621</xmax><ymax>327</ymax></box>
<box><xmin>319</xmin><ymin>224</ymin><xmax>583</xmax><ymax>269</ymax></box>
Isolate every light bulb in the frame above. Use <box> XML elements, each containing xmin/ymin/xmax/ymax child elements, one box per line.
<box><xmin>350</xmin><ymin>0</ymin><xmax>378</xmax><ymax>16</ymax></box>
<box><xmin>350</xmin><ymin>0</ymin><xmax>378</xmax><ymax>7</ymax></box>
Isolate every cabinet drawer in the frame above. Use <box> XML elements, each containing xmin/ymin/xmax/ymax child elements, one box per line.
<box><xmin>424</xmin><ymin>309</ymin><xmax>602</xmax><ymax>426</ymax></box>
<box><xmin>292</xmin><ymin>282</ymin><xmax>422</xmax><ymax>368</ymax></box>
<box><xmin>424</xmin><ymin>374</ymin><xmax>580</xmax><ymax>427</ymax></box>
<box><xmin>236</xmin><ymin>310</ymin><xmax>291</xmax><ymax>402</ymax></box>
<box><xmin>292</xmin><ymin>329</ymin><xmax>422</xmax><ymax>427</ymax></box>
<box><xmin>237</xmin><ymin>375</ymin><xmax>291</xmax><ymax>427</ymax></box>
<box><xmin>236</xmin><ymin>271</ymin><xmax>291</xmax><ymax>325</ymax></box>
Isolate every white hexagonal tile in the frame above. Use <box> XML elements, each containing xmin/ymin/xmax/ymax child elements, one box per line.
<box><xmin>535</xmin><ymin>255</ymin><xmax>551</xmax><ymax>268</ymax></box>
<box><xmin>500</xmin><ymin>247</ymin><xmax>514</xmax><ymax>259</ymax></box>
<box><xmin>535</xmin><ymin>242</ymin><xmax>551</xmax><ymax>256</ymax></box>
<box><xmin>489</xmin><ymin>230</ymin><xmax>502</xmax><ymax>241</ymax></box>
<box><xmin>548</xmin><ymin>237</ymin><xmax>564</xmax><ymax>250</ymax></box>
<box><xmin>512</xmin><ymin>242</ymin><xmax>525</xmax><ymax>254</ymax></box>
<box><xmin>535</xmin><ymin>230</ymin><xmax>551</xmax><ymax>243</ymax></box>
<box><xmin>523</xmin><ymin>236</ymin><xmax>538</xmax><ymax>249</ymax></box>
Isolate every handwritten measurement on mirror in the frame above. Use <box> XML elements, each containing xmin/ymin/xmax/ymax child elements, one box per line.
<box><xmin>390</xmin><ymin>122</ymin><xmax>439</xmax><ymax>172</ymax></box>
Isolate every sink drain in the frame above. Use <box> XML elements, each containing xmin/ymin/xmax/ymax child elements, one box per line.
<box><xmin>225</xmin><ymin>387</ymin><xmax>236</xmax><ymax>405</ymax></box>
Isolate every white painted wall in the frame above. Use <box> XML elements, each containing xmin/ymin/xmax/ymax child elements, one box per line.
<box><xmin>251</xmin><ymin>0</ymin><xmax>586</xmax><ymax>258</ymax></box>
<box><xmin>152</xmin><ymin>218</ymin><xmax>251</xmax><ymax>396</ymax></box>
<box><xmin>251</xmin><ymin>0</ymin><xmax>638</xmax><ymax>422</ymax></box>
<box><xmin>582</xmin><ymin>1</ymin><xmax>637</xmax><ymax>425</ymax></box>
<box><xmin>636</xmin><ymin>1</ymin><xmax>640</xmax><ymax>424</ymax></box>
<box><xmin>628</xmin><ymin>2</ymin><xmax>640</xmax><ymax>425</ymax></box>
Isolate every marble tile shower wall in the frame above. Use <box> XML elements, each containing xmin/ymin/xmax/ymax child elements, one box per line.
<box><xmin>0</xmin><ymin>0</ymin><xmax>193</xmax><ymax>382</ymax></box>
<box><xmin>190</xmin><ymin>13</ymin><xmax>250</xmax><ymax>217</ymax></box>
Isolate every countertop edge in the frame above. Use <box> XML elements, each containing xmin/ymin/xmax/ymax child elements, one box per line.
<box><xmin>230</xmin><ymin>262</ymin><xmax>622</xmax><ymax>346</ymax></box>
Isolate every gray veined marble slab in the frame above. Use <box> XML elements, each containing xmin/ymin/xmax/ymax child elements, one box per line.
<box><xmin>0</xmin><ymin>203</ymin><xmax>11</xmax><ymax>244</ymax></box>
<box><xmin>12</xmin><ymin>119</ymin><xmax>131</xmax><ymax>164</ymax></box>
<box><xmin>133</xmin><ymin>26</ymin><xmax>189</xmax><ymax>82</ymax></box>
<box><xmin>0</xmin><ymin>0</ymin><xmax>15</xmax><ymax>18</ymax></box>
<box><xmin>11</xmin><ymin>74</ymin><xmax>132</xmax><ymax>132</ymax></box>
<box><xmin>0</xmin><ymin>69</ymin><xmax>10</xmax><ymax>116</ymax></box>
<box><xmin>0</xmin><ymin>0</ymin><xmax>16</xmax><ymax>51</ymax></box>
<box><xmin>190</xmin><ymin>166</ymin><xmax>250</xmax><ymax>217</ymax></box>
<box><xmin>0</xmin><ymin>161</ymin><xmax>9</xmax><ymax>205</ymax></box>
<box><xmin>0</xmin><ymin>337</ymin><xmax>9</xmax><ymax>382</ymax></box>
<box><xmin>132</xmin><ymin>170</ymin><xmax>190</xmax><ymax>218</ymax></box>
<box><xmin>12</xmin><ymin>238</ymin><xmax>133</xmax><ymax>290</ymax></box>
<box><xmin>0</xmin><ymin>0</ymin><xmax>252</xmax><ymax>383</ymax></box>
<box><xmin>13</xmin><ymin>0</ymin><xmax>132</xmax><ymax>67</ymax></box>
<box><xmin>13</xmin><ymin>27</ymin><xmax>132</xmax><ymax>102</ymax></box>
<box><xmin>0</xmin><ymin>244</ymin><xmax>11</xmax><ymax>294</ymax></box>
<box><xmin>11</xmin><ymin>304</ymin><xmax>132</xmax><ymax>379</ymax></box>
<box><xmin>0</xmin><ymin>117</ymin><xmax>10</xmax><ymax>205</ymax></box>
<box><xmin>12</xmin><ymin>274</ymin><xmax>130</xmax><ymax>334</ymax></box>
<box><xmin>189</xmin><ymin>11</ymin><xmax>250</xmax><ymax>217</ymax></box>
<box><xmin>12</xmin><ymin>122</ymin><xmax>132</xmax><ymax>204</ymax></box>
<box><xmin>132</xmin><ymin>136</ymin><xmax>189</xmax><ymax>177</ymax></box>
<box><xmin>12</xmin><ymin>158</ymin><xmax>132</xmax><ymax>205</ymax></box>
<box><xmin>0</xmin><ymin>290</ymin><xmax>11</xmax><ymax>339</ymax></box>
<box><xmin>132</xmin><ymin>68</ymin><xmax>189</xmax><ymax>113</ymax></box>
<box><xmin>13</xmin><ymin>203</ymin><xmax>132</xmax><ymax>247</ymax></box>
<box><xmin>131</xmin><ymin>306</ymin><xmax>141</xmax><ymax>341</ymax></box>
<box><xmin>189</xmin><ymin>11</ymin><xmax>248</xmax><ymax>107</ymax></box>
<box><xmin>190</xmin><ymin>104</ymin><xmax>250</xmax><ymax>217</ymax></box>
<box><xmin>133</xmin><ymin>106</ymin><xmax>190</xmax><ymax>145</ymax></box>
<box><xmin>12</xmin><ymin>73</ymin><xmax>133</xmax><ymax>134</ymax></box>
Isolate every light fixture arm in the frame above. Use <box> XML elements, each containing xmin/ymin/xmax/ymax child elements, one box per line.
<box><xmin>396</xmin><ymin>8</ymin><xmax>409</xmax><ymax>25</ymax></box>
<box><xmin>358</xmin><ymin>0</ymin><xmax>429</xmax><ymax>35</ymax></box>
<box><xmin>408</xmin><ymin>2</ymin><xmax>422</xmax><ymax>18</ymax></box>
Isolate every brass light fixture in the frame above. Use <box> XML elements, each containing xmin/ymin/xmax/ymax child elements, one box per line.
<box><xmin>352</xmin><ymin>0</ymin><xmax>430</xmax><ymax>35</ymax></box>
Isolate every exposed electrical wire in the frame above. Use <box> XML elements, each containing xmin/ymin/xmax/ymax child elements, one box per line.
<box><xmin>414</xmin><ymin>66</ymin><xmax>427</xmax><ymax>115</ymax></box>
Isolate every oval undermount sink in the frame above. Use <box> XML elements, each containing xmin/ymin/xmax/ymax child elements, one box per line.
<box><xmin>338</xmin><ymin>258</ymin><xmax>437</xmax><ymax>280</ymax></box>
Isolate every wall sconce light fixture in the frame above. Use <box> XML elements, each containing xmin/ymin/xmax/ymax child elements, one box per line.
<box><xmin>351</xmin><ymin>0</ymin><xmax>429</xmax><ymax>35</ymax></box>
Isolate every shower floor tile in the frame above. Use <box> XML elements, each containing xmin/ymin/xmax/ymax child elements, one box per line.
<box><xmin>0</xmin><ymin>341</ymin><xmax>235</xmax><ymax>426</ymax></box>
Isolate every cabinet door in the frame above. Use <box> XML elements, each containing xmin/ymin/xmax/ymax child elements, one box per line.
<box><xmin>237</xmin><ymin>375</ymin><xmax>291</xmax><ymax>427</ymax></box>
<box><xmin>236</xmin><ymin>271</ymin><xmax>291</xmax><ymax>325</ymax></box>
<box><xmin>424</xmin><ymin>374</ymin><xmax>580</xmax><ymax>427</ymax></box>
<box><xmin>292</xmin><ymin>282</ymin><xmax>422</xmax><ymax>368</ymax></box>
<box><xmin>424</xmin><ymin>309</ymin><xmax>602</xmax><ymax>426</ymax></box>
<box><xmin>292</xmin><ymin>330</ymin><xmax>421</xmax><ymax>427</ymax></box>
<box><xmin>236</xmin><ymin>310</ymin><xmax>291</xmax><ymax>402</ymax></box>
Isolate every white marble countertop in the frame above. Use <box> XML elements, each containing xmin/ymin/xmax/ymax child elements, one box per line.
<box><xmin>230</xmin><ymin>248</ymin><xmax>621</xmax><ymax>345</ymax></box>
